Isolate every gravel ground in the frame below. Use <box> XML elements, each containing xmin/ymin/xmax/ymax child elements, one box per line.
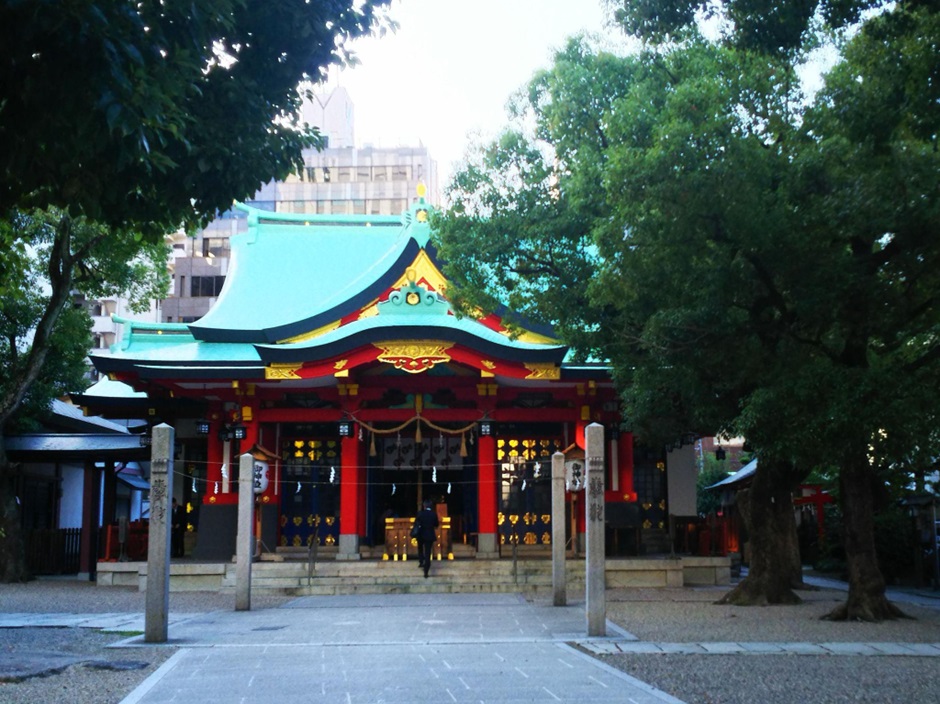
<box><xmin>597</xmin><ymin>585</ymin><xmax>940</xmax><ymax>704</ymax></box>
<box><xmin>2</xmin><ymin>579</ymin><xmax>939</xmax><ymax>704</ymax></box>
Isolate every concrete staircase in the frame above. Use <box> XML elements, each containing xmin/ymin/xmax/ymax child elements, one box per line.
<box><xmin>249</xmin><ymin>558</ymin><xmax>562</xmax><ymax>596</ymax></box>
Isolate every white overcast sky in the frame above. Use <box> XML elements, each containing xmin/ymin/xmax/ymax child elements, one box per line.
<box><xmin>334</xmin><ymin>0</ymin><xmax>617</xmax><ymax>190</ymax></box>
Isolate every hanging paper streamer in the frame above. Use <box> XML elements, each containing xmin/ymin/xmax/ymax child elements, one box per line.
<box><xmin>296</xmin><ymin>482</ymin><xmax>301</xmax><ymax>495</ymax></box>
<box><xmin>565</xmin><ymin>479</ymin><xmax>569</xmax><ymax>491</ymax></box>
<box><xmin>447</xmin><ymin>482</ymin><xmax>452</xmax><ymax>494</ymax></box>
<box><xmin>460</xmin><ymin>432</ymin><xmax>468</xmax><ymax>458</ymax></box>
<box><xmin>221</xmin><ymin>463</ymin><xmax>228</xmax><ymax>479</ymax></box>
<box><xmin>533</xmin><ymin>462</ymin><xmax>541</xmax><ymax>478</ymax></box>
<box><xmin>358</xmin><ymin>426</ymin><xmax>363</xmax><ymax>441</ymax></box>
<box><xmin>329</xmin><ymin>467</ymin><xmax>336</xmax><ymax>484</ymax></box>
<box><xmin>391</xmin><ymin>483</ymin><xmax>397</xmax><ymax>495</ymax></box>
<box><xmin>15</xmin><ymin>496</ymin><xmax>21</xmax><ymax>505</ymax></box>
<box><xmin>432</xmin><ymin>466</ymin><xmax>437</xmax><ymax>483</ymax></box>
<box><xmin>192</xmin><ymin>477</ymin><xmax>197</xmax><ymax>493</ymax></box>
<box><xmin>521</xmin><ymin>479</ymin><xmax>527</xmax><ymax>491</ymax></box>
<box><xmin>214</xmin><ymin>482</ymin><xmax>219</xmax><ymax>494</ymax></box>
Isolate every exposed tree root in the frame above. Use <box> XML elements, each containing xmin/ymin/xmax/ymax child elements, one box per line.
<box><xmin>823</xmin><ymin>597</ymin><xmax>910</xmax><ymax>622</ymax></box>
<box><xmin>715</xmin><ymin>577</ymin><xmax>802</xmax><ymax>606</ymax></box>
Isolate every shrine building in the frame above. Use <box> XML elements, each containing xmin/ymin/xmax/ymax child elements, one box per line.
<box><xmin>87</xmin><ymin>189</ymin><xmax>663</xmax><ymax>561</ymax></box>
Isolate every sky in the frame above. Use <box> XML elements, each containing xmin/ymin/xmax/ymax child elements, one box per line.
<box><xmin>333</xmin><ymin>0</ymin><xmax>618</xmax><ymax>191</ymax></box>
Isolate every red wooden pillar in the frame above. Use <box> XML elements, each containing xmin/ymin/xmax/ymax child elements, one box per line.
<box><xmin>619</xmin><ymin>432</ymin><xmax>635</xmax><ymax>500</ymax></box>
<box><xmin>339</xmin><ymin>432</ymin><xmax>361</xmax><ymax>559</ymax></box>
<box><xmin>357</xmin><ymin>437</ymin><xmax>368</xmax><ymax>539</ymax></box>
<box><xmin>78</xmin><ymin>460</ymin><xmax>101</xmax><ymax>581</ymax></box>
<box><xmin>101</xmin><ymin>460</ymin><xmax>117</xmax><ymax>525</ymax></box>
<box><xmin>477</xmin><ymin>434</ymin><xmax>498</xmax><ymax>556</ymax></box>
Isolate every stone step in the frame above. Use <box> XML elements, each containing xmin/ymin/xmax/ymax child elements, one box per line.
<box><xmin>246</xmin><ymin>558</ymin><xmax>585</xmax><ymax>596</ymax></box>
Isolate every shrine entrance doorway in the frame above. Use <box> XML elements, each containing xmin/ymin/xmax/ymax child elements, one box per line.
<box><xmin>369</xmin><ymin>436</ymin><xmax>473</xmax><ymax>548</ymax></box>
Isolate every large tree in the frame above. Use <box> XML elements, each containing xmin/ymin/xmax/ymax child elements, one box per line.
<box><xmin>437</xmin><ymin>3</ymin><xmax>940</xmax><ymax>619</ymax></box>
<box><xmin>0</xmin><ymin>1</ymin><xmax>391</xmax><ymax>581</ymax></box>
<box><xmin>0</xmin><ymin>209</ymin><xmax>169</xmax><ymax>581</ymax></box>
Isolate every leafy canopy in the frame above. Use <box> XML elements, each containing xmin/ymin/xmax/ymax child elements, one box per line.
<box><xmin>0</xmin><ymin>1</ymin><xmax>392</xmax><ymax>238</ymax></box>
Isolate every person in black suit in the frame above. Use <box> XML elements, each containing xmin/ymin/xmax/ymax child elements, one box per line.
<box><xmin>415</xmin><ymin>499</ymin><xmax>440</xmax><ymax>578</ymax></box>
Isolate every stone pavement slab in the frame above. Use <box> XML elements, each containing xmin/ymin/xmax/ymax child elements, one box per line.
<box><xmin>116</xmin><ymin>594</ymin><xmax>686</xmax><ymax>704</ymax></box>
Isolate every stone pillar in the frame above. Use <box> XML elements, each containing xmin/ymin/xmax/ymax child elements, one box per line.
<box><xmin>476</xmin><ymin>434</ymin><xmax>498</xmax><ymax>557</ymax></box>
<box><xmin>235</xmin><ymin>452</ymin><xmax>254</xmax><ymax>611</ymax></box>
<box><xmin>585</xmin><ymin>422</ymin><xmax>606</xmax><ymax>636</ymax></box>
<box><xmin>551</xmin><ymin>451</ymin><xmax>567</xmax><ymax>606</ymax></box>
<box><xmin>145</xmin><ymin>424</ymin><xmax>174</xmax><ymax>643</ymax></box>
<box><xmin>338</xmin><ymin>433</ymin><xmax>361</xmax><ymax>560</ymax></box>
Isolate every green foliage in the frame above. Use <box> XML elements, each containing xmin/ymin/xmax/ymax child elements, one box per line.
<box><xmin>0</xmin><ymin>1</ymin><xmax>392</xmax><ymax>238</ymax></box>
<box><xmin>696</xmin><ymin>457</ymin><xmax>730</xmax><ymax>516</ymax></box>
<box><xmin>0</xmin><ymin>208</ymin><xmax>169</xmax><ymax>430</ymax></box>
<box><xmin>608</xmin><ymin>0</ymin><xmax>888</xmax><ymax>55</ymax></box>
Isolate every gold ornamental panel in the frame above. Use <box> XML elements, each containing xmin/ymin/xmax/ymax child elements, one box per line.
<box><xmin>374</xmin><ymin>340</ymin><xmax>454</xmax><ymax>374</ymax></box>
<box><xmin>266</xmin><ymin>363</ymin><xmax>301</xmax><ymax>380</ymax></box>
<box><xmin>524</xmin><ymin>363</ymin><xmax>561</xmax><ymax>380</ymax></box>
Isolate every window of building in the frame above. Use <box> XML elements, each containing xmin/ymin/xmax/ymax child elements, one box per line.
<box><xmin>191</xmin><ymin>276</ymin><xmax>226</xmax><ymax>297</ymax></box>
<box><xmin>352</xmin><ymin>200</ymin><xmax>366</xmax><ymax>215</ymax></box>
<box><xmin>202</xmin><ymin>237</ymin><xmax>230</xmax><ymax>259</ymax></box>
<box><xmin>337</xmin><ymin>167</ymin><xmax>353</xmax><ymax>182</ymax></box>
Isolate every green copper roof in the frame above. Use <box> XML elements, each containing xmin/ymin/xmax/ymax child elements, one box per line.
<box><xmin>255</xmin><ymin>310</ymin><xmax>567</xmax><ymax>366</ymax></box>
<box><xmin>189</xmin><ymin>203</ymin><xmax>432</xmax><ymax>344</ymax></box>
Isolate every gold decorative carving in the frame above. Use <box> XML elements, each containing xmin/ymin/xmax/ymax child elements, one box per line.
<box><xmin>334</xmin><ymin>359</ymin><xmax>348</xmax><ymax>370</ymax></box>
<box><xmin>524</xmin><ymin>363</ymin><xmax>560</xmax><ymax>380</ymax></box>
<box><xmin>278</xmin><ymin>319</ymin><xmax>341</xmax><ymax>344</ymax></box>
<box><xmin>374</xmin><ymin>340</ymin><xmax>453</xmax><ymax>374</ymax></box>
<box><xmin>391</xmin><ymin>250</ymin><xmax>447</xmax><ymax>294</ymax></box>
<box><xmin>481</xmin><ymin>360</ymin><xmax>496</xmax><ymax>369</ymax></box>
<box><xmin>266</xmin><ymin>364</ymin><xmax>302</xmax><ymax>380</ymax></box>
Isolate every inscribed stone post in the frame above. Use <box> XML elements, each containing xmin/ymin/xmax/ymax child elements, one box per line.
<box><xmin>585</xmin><ymin>422</ymin><xmax>606</xmax><ymax>636</ymax></box>
<box><xmin>235</xmin><ymin>452</ymin><xmax>254</xmax><ymax>611</ymax></box>
<box><xmin>145</xmin><ymin>424</ymin><xmax>174</xmax><ymax>643</ymax></box>
<box><xmin>551</xmin><ymin>451</ymin><xmax>567</xmax><ymax>606</ymax></box>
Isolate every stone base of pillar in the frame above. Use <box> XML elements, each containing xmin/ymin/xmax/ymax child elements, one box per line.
<box><xmin>476</xmin><ymin>533</ymin><xmax>499</xmax><ymax>558</ymax></box>
<box><xmin>337</xmin><ymin>534</ymin><xmax>361</xmax><ymax>560</ymax></box>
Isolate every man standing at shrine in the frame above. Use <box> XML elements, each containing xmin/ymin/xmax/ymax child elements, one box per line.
<box><xmin>415</xmin><ymin>500</ymin><xmax>439</xmax><ymax>578</ymax></box>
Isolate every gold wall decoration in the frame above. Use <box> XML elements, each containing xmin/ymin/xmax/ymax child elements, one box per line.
<box><xmin>374</xmin><ymin>340</ymin><xmax>453</xmax><ymax>374</ymax></box>
<box><xmin>542</xmin><ymin>532</ymin><xmax>552</xmax><ymax>544</ymax></box>
<box><xmin>524</xmin><ymin>532</ymin><xmax>537</xmax><ymax>545</ymax></box>
<box><xmin>266</xmin><ymin>363</ymin><xmax>301</xmax><ymax>380</ymax></box>
<box><xmin>524</xmin><ymin>363</ymin><xmax>560</xmax><ymax>380</ymax></box>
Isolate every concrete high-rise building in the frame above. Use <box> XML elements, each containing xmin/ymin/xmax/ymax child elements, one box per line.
<box><xmin>162</xmin><ymin>87</ymin><xmax>439</xmax><ymax>323</ymax></box>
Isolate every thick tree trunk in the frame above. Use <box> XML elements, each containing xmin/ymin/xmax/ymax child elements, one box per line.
<box><xmin>824</xmin><ymin>455</ymin><xmax>906</xmax><ymax>621</ymax></box>
<box><xmin>0</xmin><ymin>440</ymin><xmax>29</xmax><ymax>582</ymax></box>
<box><xmin>717</xmin><ymin>458</ymin><xmax>802</xmax><ymax>605</ymax></box>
